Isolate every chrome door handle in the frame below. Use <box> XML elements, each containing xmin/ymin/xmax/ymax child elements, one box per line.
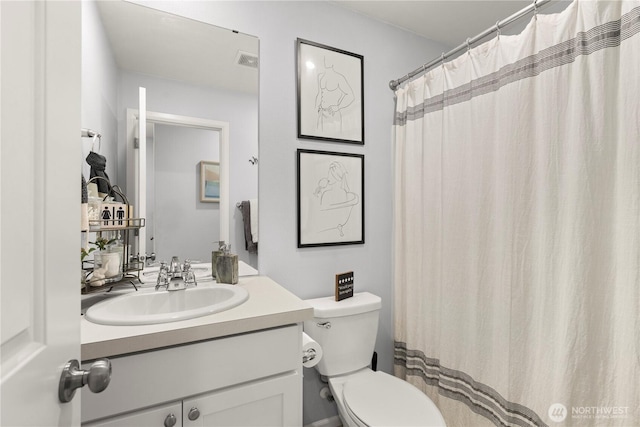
<box><xmin>58</xmin><ymin>358</ymin><xmax>111</xmax><ymax>403</ymax></box>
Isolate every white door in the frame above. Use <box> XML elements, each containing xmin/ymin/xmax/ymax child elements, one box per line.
<box><xmin>1</xmin><ymin>1</ymin><xmax>82</xmax><ymax>425</ymax></box>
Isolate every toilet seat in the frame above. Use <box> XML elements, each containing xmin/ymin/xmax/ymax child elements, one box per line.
<box><xmin>341</xmin><ymin>370</ymin><xmax>446</xmax><ymax>427</ymax></box>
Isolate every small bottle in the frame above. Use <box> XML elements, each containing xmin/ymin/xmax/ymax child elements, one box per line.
<box><xmin>215</xmin><ymin>244</ymin><xmax>238</xmax><ymax>285</ymax></box>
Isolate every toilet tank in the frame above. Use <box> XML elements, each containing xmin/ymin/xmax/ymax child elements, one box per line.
<box><xmin>304</xmin><ymin>292</ymin><xmax>381</xmax><ymax>377</ymax></box>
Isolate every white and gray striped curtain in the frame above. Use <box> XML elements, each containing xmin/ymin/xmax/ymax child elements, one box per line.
<box><xmin>393</xmin><ymin>1</ymin><xmax>640</xmax><ymax>426</ymax></box>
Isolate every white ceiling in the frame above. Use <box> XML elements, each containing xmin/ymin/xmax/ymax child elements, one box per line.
<box><xmin>96</xmin><ymin>1</ymin><xmax>259</xmax><ymax>94</ymax></box>
<box><xmin>331</xmin><ymin>1</ymin><xmax>560</xmax><ymax>48</ymax></box>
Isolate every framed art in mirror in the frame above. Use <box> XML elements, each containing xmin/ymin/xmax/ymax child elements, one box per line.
<box><xmin>296</xmin><ymin>38</ymin><xmax>364</xmax><ymax>144</ymax></box>
<box><xmin>200</xmin><ymin>160</ymin><xmax>220</xmax><ymax>203</ymax></box>
<box><xmin>297</xmin><ymin>149</ymin><xmax>364</xmax><ymax>247</ymax></box>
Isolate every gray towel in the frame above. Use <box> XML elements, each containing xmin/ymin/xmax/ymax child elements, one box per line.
<box><xmin>240</xmin><ymin>201</ymin><xmax>258</xmax><ymax>254</ymax></box>
<box><xmin>86</xmin><ymin>151</ymin><xmax>112</xmax><ymax>195</ymax></box>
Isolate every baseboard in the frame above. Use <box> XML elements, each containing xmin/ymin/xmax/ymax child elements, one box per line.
<box><xmin>304</xmin><ymin>415</ymin><xmax>342</xmax><ymax>427</ymax></box>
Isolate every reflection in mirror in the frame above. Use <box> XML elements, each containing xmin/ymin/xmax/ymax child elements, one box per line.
<box><xmin>83</xmin><ymin>0</ymin><xmax>259</xmax><ymax>270</ymax></box>
<box><xmin>147</xmin><ymin>123</ymin><xmax>220</xmax><ymax>263</ymax></box>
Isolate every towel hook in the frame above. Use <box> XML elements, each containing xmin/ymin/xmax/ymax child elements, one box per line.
<box><xmin>81</xmin><ymin>128</ymin><xmax>102</xmax><ymax>153</ymax></box>
<box><xmin>91</xmin><ymin>134</ymin><xmax>102</xmax><ymax>153</ymax></box>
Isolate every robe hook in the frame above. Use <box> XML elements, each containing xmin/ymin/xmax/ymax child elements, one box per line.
<box><xmin>92</xmin><ymin>134</ymin><xmax>101</xmax><ymax>153</ymax></box>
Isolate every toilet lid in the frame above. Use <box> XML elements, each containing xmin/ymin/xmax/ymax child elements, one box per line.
<box><xmin>343</xmin><ymin>371</ymin><xmax>445</xmax><ymax>427</ymax></box>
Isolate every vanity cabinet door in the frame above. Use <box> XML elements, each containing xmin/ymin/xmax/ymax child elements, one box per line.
<box><xmin>83</xmin><ymin>402</ymin><xmax>182</xmax><ymax>427</ymax></box>
<box><xmin>182</xmin><ymin>372</ymin><xmax>300</xmax><ymax>427</ymax></box>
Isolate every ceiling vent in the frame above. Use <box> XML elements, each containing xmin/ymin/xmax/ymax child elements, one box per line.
<box><xmin>236</xmin><ymin>51</ymin><xmax>259</xmax><ymax>69</ymax></box>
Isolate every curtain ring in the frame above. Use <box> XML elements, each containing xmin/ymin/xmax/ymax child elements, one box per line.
<box><xmin>466</xmin><ymin>38</ymin><xmax>471</xmax><ymax>54</ymax></box>
<box><xmin>440</xmin><ymin>52</ymin><xmax>446</xmax><ymax>67</ymax></box>
<box><xmin>533</xmin><ymin>0</ymin><xmax>538</xmax><ymax>18</ymax></box>
<box><xmin>495</xmin><ymin>20</ymin><xmax>501</xmax><ymax>38</ymax></box>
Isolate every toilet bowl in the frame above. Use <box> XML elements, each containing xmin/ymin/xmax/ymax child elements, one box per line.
<box><xmin>304</xmin><ymin>292</ymin><xmax>446</xmax><ymax>427</ymax></box>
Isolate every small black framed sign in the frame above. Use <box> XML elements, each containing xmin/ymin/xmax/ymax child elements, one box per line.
<box><xmin>297</xmin><ymin>149</ymin><xmax>364</xmax><ymax>247</ymax></box>
<box><xmin>296</xmin><ymin>38</ymin><xmax>364</xmax><ymax>145</ymax></box>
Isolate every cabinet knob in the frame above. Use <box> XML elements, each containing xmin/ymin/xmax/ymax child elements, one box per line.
<box><xmin>188</xmin><ymin>407</ymin><xmax>200</xmax><ymax>421</ymax></box>
<box><xmin>164</xmin><ymin>413</ymin><xmax>177</xmax><ymax>427</ymax></box>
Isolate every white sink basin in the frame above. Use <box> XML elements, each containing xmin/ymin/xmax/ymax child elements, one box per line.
<box><xmin>85</xmin><ymin>285</ymin><xmax>249</xmax><ymax>326</ymax></box>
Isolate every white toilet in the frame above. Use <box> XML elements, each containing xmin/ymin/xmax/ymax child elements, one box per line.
<box><xmin>304</xmin><ymin>292</ymin><xmax>446</xmax><ymax>427</ymax></box>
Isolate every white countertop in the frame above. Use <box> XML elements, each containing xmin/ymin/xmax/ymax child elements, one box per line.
<box><xmin>81</xmin><ymin>275</ymin><xmax>313</xmax><ymax>361</ymax></box>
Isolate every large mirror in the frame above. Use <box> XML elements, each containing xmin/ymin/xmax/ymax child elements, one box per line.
<box><xmin>82</xmin><ymin>1</ymin><xmax>259</xmax><ymax>270</ymax></box>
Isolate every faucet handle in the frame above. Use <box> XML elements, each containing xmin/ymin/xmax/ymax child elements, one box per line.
<box><xmin>159</xmin><ymin>261</ymin><xmax>169</xmax><ymax>274</ymax></box>
<box><xmin>183</xmin><ymin>259</ymin><xmax>197</xmax><ymax>287</ymax></box>
<box><xmin>156</xmin><ymin>262</ymin><xmax>170</xmax><ymax>290</ymax></box>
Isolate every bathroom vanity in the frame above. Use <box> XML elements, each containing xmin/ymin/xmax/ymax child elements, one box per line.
<box><xmin>80</xmin><ymin>276</ymin><xmax>312</xmax><ymax>426</ymax></box>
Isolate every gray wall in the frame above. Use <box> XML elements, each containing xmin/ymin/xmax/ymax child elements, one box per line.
<box><xmin>132</xmin><ymin>1</ymin><xmax>447</xmax><ymax>424</ymax></box>
<box><xmin>81</xmin><ymin>0</ymin><xmax>118</xmax><ymax>183</ymax></box>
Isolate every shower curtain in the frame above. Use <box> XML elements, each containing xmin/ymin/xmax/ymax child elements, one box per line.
<box><xmin>393</xmin><ymin>1</ymin><xmax>640</xmax><ymax>426</ymax></box>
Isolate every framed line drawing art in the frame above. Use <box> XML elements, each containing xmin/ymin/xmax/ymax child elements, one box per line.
<box><xmin>296</xmin><ymin>38</ymin><xmax>364</xmax><ymax>144</ymax></box>
<box><xmin>297</xmin><ymin>149</ymin><xmax>364</xmax><ymax>247</ymax></box>
<box><xmin>200</xmin><ymin>161</ymin><xmax>220</xmax><ymax>203</ymax></box>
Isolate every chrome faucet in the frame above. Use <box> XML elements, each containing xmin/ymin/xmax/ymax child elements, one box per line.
<box><xmin>156</xmin><ymin>257</ymin><xmax>197</xmax><ymax>291</ymax></box>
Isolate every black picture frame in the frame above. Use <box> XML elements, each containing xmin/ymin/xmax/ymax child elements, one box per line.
<box><xmin>296</xmin><ymin>38</ymin><xmax>364</xmax><ymax>145</ymax></box>
<box><xmin>297</xmin><ymin>149</ymin><xmax>365</xmax><ymax>247</ymax></box>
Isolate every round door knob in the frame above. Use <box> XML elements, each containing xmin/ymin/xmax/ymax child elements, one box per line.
<box><xmin>58</xmin><ymin>358</ymin><xmax>112</xmax><ymax>403</ymax></box>
<box><xmin>85</xmin><ymin>359</ymin><xmax>111</xmax><ymax>393</ymax></box>
<box><xmin>164</xmin><ymin>413</ymin><xmax>177</xmax><ymax>427</ymax></box>
<box><xmin>188</xmin><ymin>407</ymin><xmax>200</xmax><ymax>421</ymax></box>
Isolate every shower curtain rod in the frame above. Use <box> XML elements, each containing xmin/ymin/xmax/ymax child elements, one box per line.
<box><xmin>389</xmin><ymin>0</ymin><xmax>553</xmax><ymax>91</ymax></box>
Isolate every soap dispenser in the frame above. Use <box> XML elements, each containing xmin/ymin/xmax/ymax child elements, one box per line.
<box><xmin>211</xmin><ymin>241</ymin><xmax>225</xmax><ymax>279</ymax></box>
<box><xmin>215</xmin><ymin>244</ymin><xmax>238</xmax><ymax>285</ymax></box>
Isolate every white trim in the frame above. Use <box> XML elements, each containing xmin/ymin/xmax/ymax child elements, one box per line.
<box><xmin>138</xmin><ymin>88</ymin><xmax>147</xmax><ymax>256</ymax></box>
